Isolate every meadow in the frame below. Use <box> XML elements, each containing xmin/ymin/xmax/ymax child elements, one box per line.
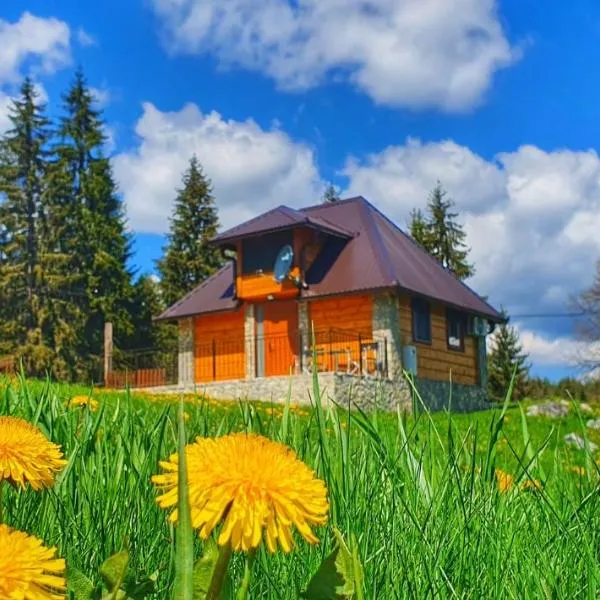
<box><xmin>3</xmin><ymin>375</ymin><xmax>600</xmax><ymax>598</ymax></box>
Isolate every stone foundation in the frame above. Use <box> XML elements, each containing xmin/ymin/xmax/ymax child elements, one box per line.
<box><xmin>147</xmin><ymin>372</ymin><xmax>413</xmax><ymax>412</ymax></box>
<box><xmin>411</xmin><ymin>377</ymin><xmax>491</xmax><ymax>413</ymax></box>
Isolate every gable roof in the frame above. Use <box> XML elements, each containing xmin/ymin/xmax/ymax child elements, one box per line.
<box><xmin>213</xmin><ymin>204</ymin><xmax>353</xmax><ymax>244</ymax></box>
<box><xmin>157</xmin><ymin>196</ymin><xmax>503</xmax><ymax>322</ymax></box>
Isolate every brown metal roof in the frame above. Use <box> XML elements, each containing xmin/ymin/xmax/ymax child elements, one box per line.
<box><xmin>212</xmin><ymin>204</ymin><xmax>353</xmax><ymax>244</ymax></box>
<box><xmin>158</xmin><ymin>196</ymin><xmax>503</xmax><ymax>322</ymax></box>
<box><xmin>157</xmin><ymin>262</ymin><xmax>239</xmax><ymax>321</ymax></box>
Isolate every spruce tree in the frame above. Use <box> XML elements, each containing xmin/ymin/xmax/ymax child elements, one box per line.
<box><xmin>0</xmin><ymin>79</ymin><xmax>55</xmax><ymax>372</ymax></box>
<box><xmin>55</xmin><ymin>69</ymin><xmax>134</xmax><ymax>371</ymax></box>
<box><xmin>409</xmin><ymin>182</ymin><xmax>475</xmax><ymax>280</ymax></box>
<box><xmin>408</xmin><ymin>208</ymin><xmax>433</xmax><ymax>252</ymax></box>
<box><xmin>488</xmin><ymin>309</ymin><xmax>530</xmax><ymax>401</ymax></box>
<box><xmin>157</xmin><ymin>156</ymin><xmax>223</xmax><ymax>307</ymax></box>
<box><xmin>322</xmin><ymin>183</ymin><xmax>340</xmax><ymax>203</ymax></box>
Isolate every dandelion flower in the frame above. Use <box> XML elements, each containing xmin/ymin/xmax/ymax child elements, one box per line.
<box><xmin>0</xmin><ymin>417</ymin><xmax>67</xmax><ymax>490</ymax></box>
<box><xmin>520</xmin><ymin>478</ymin><xmax>543</xmax><ymax>492</ymax></box>
<box><xmin>152</xmin><ymin>432</ymin><xmax>329</xmax><ymax>553</ymax></box>
<box><xmin>67</xmin><ymin>395</ymin><xmax>98</xmax><ymax>411</ymax></box>
<box><xmin>0</xmin><ymin>525</ymin><xmax>66</xmax><ymax>599</ymax></box>
<box><xmin>495</xmin><ymin>468</ymin><xmax>514</xmax><ymax>493</ymax></box>
<box><xmin>569</xmin><ymin>465</ymin><xmax>586</xmax><ymax>476</ymax></box>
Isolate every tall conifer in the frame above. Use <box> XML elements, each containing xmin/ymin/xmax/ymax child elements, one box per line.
<box><xmin>55</xmin><ymin>69</ymin><xmax>133</xmax><ymax>368</ymax></box>
<box><xmin>157</xmin><ymin>156</ymin><xmax>223</xmax><ymax>307</ymax></box>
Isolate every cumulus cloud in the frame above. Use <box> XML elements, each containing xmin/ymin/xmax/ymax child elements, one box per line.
<box><xmin>343</xmin><ymin>138</ymin><xmax>600</xmax><ymax>326</ymax></box>
<box><xmin>150</xmin><ymin>0</ymin><xmax>519</xmax><ymax>111</ymax></box>
<box><xmin>0</xmin><ymin>12</ymin><xmax>71</xmax><ymax>83</ymax></box>
<box><xmin>113</xmin><ymin>102</ymin><xmax>323</xmax><ymax>233</ymax></box>
<box><xmin>511</xmin><ymin>326</ymin><xmax>600</xmax><ymax>369</ymax></box>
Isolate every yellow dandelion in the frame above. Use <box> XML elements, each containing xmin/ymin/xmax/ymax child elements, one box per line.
<box><xmin>0</xmin><ymin>417</ymin><xmax>67</xmax><ymax>490</ymax></box>
<box><xmin>152</xmin><ymin>432</ymin><xmax>329</xmax><ymax>553</ymax></box>
<box><xmin>520</xmin><ymin>478</ymin><xmax>543</xmax><ymax>492</ymax></box>
<box><xmin>67</xmin><ymin>395</ymin><xmax>98</xmax><ymax>411</ymax></box>
<box><xmin>0</xmin><ymin>525</ymin><xmax>65</xmax><ymax>599</ymax></box>
<box><xmin>495</xmin><ymin>468</ymin><xmax>514</xmax><ymax>493</ymax></box>
<box><xmin>569</xmin><ymin>465</ymin><xmax>586</xmax><ymax>476</ymax></box>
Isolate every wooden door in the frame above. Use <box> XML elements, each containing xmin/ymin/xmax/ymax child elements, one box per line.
<box><xmin>261</xmin><ymin>301</ymin><xmax>299</xmax><ymax>377</ymax></box>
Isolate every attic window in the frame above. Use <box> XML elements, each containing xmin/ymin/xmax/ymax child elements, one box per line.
<box><xmin>241</xmin><ymin>230</ymin><xmax>293</xmax><ymax>275</ymax></box>
<box><xmin>446</xmin><ymin>309</ymin><xmax>466</xmax><ymax>352</ymax></box>
<box><xmin>411</xmin><ymin>298</ymin><xmax>431</xmax><ymax>344</ymax></box>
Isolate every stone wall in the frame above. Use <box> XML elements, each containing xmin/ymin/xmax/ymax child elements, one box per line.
<box><xmin>372</xmin><ymin>291</ymin><xmax>403</xmax><ymax>379</ymax></box>
<box><xmin>177</xmin><ymin>317</ymin><xmax>194</xmax><ymax>387</ymax></box>
<box><xmin>412</xmin><ymin>377</ymin><xmax>491</xmax><ymax>413</ymax></box>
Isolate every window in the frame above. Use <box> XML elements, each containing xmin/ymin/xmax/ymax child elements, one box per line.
<box><xmin>241</xmin><ymin>230</ymin><xmax>293</xmax><ymax>275</ymax></box>
<box><xmin>411</xmin><ymin>298</ymin><xmax>431</xmax><ymax>344</ymax></box>
<box><xmin>446</xmin><ymin>309</ymin><xmax>466</xmax><ymax>351</ymax></box>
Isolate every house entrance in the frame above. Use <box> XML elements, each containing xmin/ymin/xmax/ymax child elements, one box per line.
<box><xmin>255</xmin><ymin>301</ymin><xmax>298</xmax><ymax>377</ymax></box>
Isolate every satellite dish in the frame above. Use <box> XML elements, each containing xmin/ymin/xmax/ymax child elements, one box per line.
<box><xmin>273</xmin><ymin>244</ymin><xmax>294</xmax><ymax>283</ymax></box>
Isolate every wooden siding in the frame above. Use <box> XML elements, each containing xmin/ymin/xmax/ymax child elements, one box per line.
<box><xmin>399</xmin><ymin>295</ymin><xmax>478</xmax><ymax>385</ymax></box>
<box><xmin>308</xmin><ymin>294</ymin><xmax>373</xmax><ymax>336</ymax></box>
<box><xmin>194</xmin><ymin>309</ymin><xmax>245</xmax><ymax>382</ymax></box>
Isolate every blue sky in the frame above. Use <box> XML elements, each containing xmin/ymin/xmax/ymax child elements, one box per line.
<box><xmin>2</xmin><ymin>0</ymin><xmax>600</xmax><ymax>380</ymax></box>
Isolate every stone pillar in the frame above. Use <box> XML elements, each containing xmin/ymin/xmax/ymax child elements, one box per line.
<box><xmin>244</xmin><ymin>304</ymin><xmax>256</xmax><ymax>379</ymax></box>
<box><xmin>298</xmin><ymin>301</ymin><xmax>310</xmax><ymax>374</ymax></box>
<box><xmin>178</xmin><ymin>317</ymin><xmax>194</xmax><ymax>388</ymax></box>
<box><xmin>372</xmin><ymin>292</ymin><xmax>402</xmax><ymax>380</ymax></box>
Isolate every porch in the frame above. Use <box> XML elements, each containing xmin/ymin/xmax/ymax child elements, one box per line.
<box><xmin>194</xmin><ymin>328</ymin><xmax>390</xmax><ymax>383</ymax></box>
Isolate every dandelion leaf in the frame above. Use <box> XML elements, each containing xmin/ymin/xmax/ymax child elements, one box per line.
<box><xmin>302</xmin><ymin>528</ymin><xmax>363</xmax><ymax>599</ymax></box>
<box><xmin>192</xmin><ymin>538</ymin><xmax>231</xmax><ymax>599</ymax></box>
<box><xmin>67</xmin><ymin>567</ymin><xmax>98</xmax><ymax>600</ymax></box>
<box><xmin>99</xmin><ymin>551</ymin><xmax>129</xmax><ymax>592</ymax></box>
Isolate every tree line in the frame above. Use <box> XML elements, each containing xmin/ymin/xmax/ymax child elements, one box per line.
<box><xmin>0</xmin><ymin>71</ymin><xmax>223</xmax><ymax>381</ymax></box>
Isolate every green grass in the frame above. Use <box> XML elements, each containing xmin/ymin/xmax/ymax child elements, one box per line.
<box><xmin>3</xmin><ymin>376</ymin><xmax>600</xmax><ymax>598</ymax></box>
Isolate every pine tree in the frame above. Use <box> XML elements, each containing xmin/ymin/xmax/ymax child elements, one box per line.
<box><xmin>322</xmin><ymin>183</ymin><xmax>340</xmax><ymax>203</ymax></box>
<box><xmin>408</xmin><ymin>208</ymin><xmax>433</xmax><ymax>252</ymax></box>
<box><xmin>157</xmin><ymin>156</ymin><xmax>223</xmax><ymax>308</ymax></box>
<box><xmin>487</xmin><ymin>309</ymin><xmax>530</xmax><ymax>401</ymax></box>
<box><xmin>0</xmin><ymin>79</ymin><xmax>56</xmax><ymax>372</ymax></box>
<box><xmin>55</xmin><ymin>69</ymin><xmax>134</xmax><ymax>371</ymax></box>
<box><xmin>409</xmin><ymin>182</ymin><xmax>475</xmax><ymax>280</ymax></box>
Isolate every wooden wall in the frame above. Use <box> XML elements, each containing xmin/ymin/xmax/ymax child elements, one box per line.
<box><xmin>308</xmin><ymin>294</ymin><xmax>373</xmax><ymax>337</ymax></box>
<box><xmin>398</xmin><ymin>295</ymin><xmax>478</xmax><ymax>385</ymax></box>
<box><xmin>194</xmin><ymin>309</ymin><xmax>245</xmax><ymax>382</ymax></box>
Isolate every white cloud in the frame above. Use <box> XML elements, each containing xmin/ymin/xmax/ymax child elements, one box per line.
<box><xmin>513</xmin><ymin>326</ymin><xmax>600</xmax><ymax>369</ymax></box>
<box><xmin>150</xmin><ymin>0</ymin><xmax>519</xmax><ymax>111</ymax></box>
<box><xmin>77</xmin><ymin>27</ymin><xmax>96</xmax><ymax>47</ymax></box>
<box><xmin>113</xmin><ymin>102</ymin><xmax>323</xmax><ymax>233</ymax></box>
<box><xmin>0</xmin><ymin>12</ymin><xmax>71</xmax><ymax>84</ymax></box>
<box><xmin>343</xmin><ymin>139</ymin><xmax>600</xmax><ymax>323</ymax></box>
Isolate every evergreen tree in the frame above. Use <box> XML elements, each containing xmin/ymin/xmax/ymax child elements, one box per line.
<box><xmin>408</xmin><ymin>208</ymin><xmax>433</xmax><ymax>252</ymax></box>
<box><xmin>322</xmin><ymin>183</ymin><xmax>340</xmax><ymax>203</ymax></box>
<box><xmin>128</xmin><ymin>275</ymin><xmax>176</xmax><ymax>352</ymax></box>
<box><xmin>0</xmin><ymin>79</ymin><xmax>56</xmax><ymax>372</ymax></box>
<box><xmin>488</xmin><ymin>308</ymin><xmax>530</xmax><ymax>401</ymax></box>
<box><xmin>409</xmin><ymin>182</ymin><xmax>475</xmax><ymax>280</ymax></box>
<box><xmin>157</xmin><ymin>156</ymin><xmax>223</xmax><ymax>307</ymax></box>
<box><xmin>55</xmin><ymin>69</ymin><xmax>134</xmax><ymax>370</ymax></box>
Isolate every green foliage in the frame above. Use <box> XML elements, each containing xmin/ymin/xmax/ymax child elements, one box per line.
<box><xmin>302</xmin><ymin>529</ymin><xmax>364</xmax><ymax>599</ymax></box>
<box><xmin>0</xmin><ymin>78</ymin><xmax>83</xmax><ymax>378</ymax></box>
<box><xmin>157</xmin><ymin>156</ymin><xmax>223</xmax><ymax>308</ymax></box>
<box><xmin>488</xmin><ymin>308</ymin><xmax>530</xmax><ymax>401</ymax></box>
<box><xmin>322</xmin><ymin>183</ymin><xmax>341</xmax><ymax>203</ymax></box>
<box><xmin>408</xmin><ymin>182</ymin><xmax>474</xmax><ymax>280</ymax></box>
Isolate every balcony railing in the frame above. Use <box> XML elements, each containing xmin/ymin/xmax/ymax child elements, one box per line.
<box><xmin>194</xmin><ymin>328</ymin><xmax>389</xmax><ymax>383</ymax></box>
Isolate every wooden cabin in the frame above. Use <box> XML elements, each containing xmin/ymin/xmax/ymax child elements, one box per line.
<box><xmin>157</xmin><ymin>196</ymin><xmax>503</xmax><ymax>407</ymax></box>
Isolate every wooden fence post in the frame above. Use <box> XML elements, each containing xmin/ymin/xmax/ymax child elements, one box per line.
<box><xmin>104</xmin><ymin>322</ymin><xmax>113</xmax><ymax>386</ymax></box>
